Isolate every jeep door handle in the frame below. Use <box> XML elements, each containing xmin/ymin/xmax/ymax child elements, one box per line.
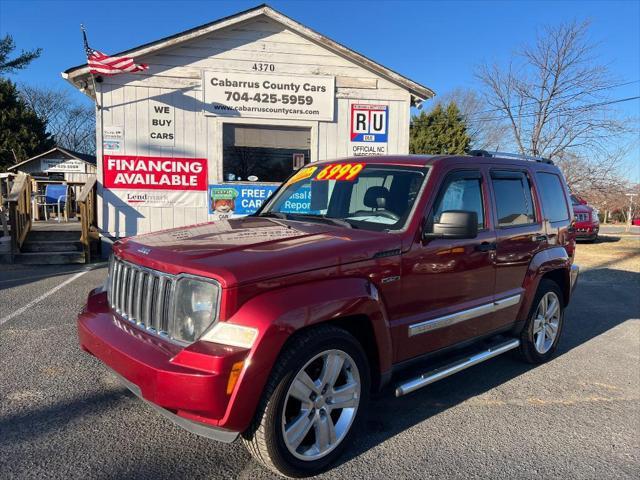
<box><xmin>475</xmin><ymin>241</ymin><xmax>497</xmax><ymax>252</ymax></box>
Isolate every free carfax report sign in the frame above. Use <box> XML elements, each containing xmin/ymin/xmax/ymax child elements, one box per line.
<box><xmin>350</xmin><ymin>104</ymin><xmax>388</xmax><ymax>143</ymax></box>
<box><xmin>209</xmin><ymin>184</ymin><xmax>278</xmax><ymax>216</ymax></box>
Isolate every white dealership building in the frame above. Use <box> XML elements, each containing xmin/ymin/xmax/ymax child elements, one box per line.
<box><xmin>63</xmin><ymin>4</ymin><xmax>434</xmax><ymax>239</ymax></box>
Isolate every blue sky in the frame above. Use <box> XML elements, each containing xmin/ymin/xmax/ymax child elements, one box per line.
<box><xmin>1</xmin><ymin>0</ymin><xmax>639</xmax><ymax>179</ymax></box>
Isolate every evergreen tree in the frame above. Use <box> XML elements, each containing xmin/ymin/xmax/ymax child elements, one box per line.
<box><xmin>0</xmin><ymin>35</ymin><xmax>41</xmax><ymax>74</ymax></box>
<box><xmin>410</xmin><ymin>102</ymin><xmax>471</xmax><ymax>155</ymax></box>
<box><xmin>0</xmin><ymin>78</ymin><xmax>54</xmax><ymax>171</ymax></box>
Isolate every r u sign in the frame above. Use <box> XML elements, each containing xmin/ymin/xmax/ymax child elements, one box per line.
<box><xmin>350</xmin><ymin>104</ymin><xmax>389</xmax><ymax>143</ymax></box>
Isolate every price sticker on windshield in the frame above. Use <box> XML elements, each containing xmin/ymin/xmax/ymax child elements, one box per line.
<box><xmin>316</xmin><ymin>162</ymin><xmax>365</xmax><ymax>181</ymax></box>
<box><xmin>285</xmin><ymin>166</ymin><xmax>317</xmax><ymax>186</ymax></box>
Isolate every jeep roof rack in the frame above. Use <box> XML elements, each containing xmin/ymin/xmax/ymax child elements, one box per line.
<box><xmin>468</xmin><ymin>150</ymin><xmax>554</xmax><ymax>165</ymax></box>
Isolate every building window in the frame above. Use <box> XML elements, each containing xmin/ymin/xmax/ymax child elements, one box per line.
<box><xmin>222</xmin><ymin>124</ymin><xmax>311</xmax><ymax>183</ymax></box>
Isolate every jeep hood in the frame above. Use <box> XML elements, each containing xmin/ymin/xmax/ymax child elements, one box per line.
<box><xmin>572</xmin><ymin>204</ymin><xmax>592</xmax><ymax>214</ymax></box>
<box><xmin>113</xmin><ymin>217</ymin><xmax>401</xmax><ymax>288</ymax></box>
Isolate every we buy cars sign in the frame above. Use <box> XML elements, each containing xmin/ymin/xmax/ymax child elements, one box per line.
<box><xmin>103</xmin><ymin>155</ymin><xmax>207</xmax><ymax>190</ymax></box>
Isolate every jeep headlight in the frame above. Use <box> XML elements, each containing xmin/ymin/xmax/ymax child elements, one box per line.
<box><xmin>170</xmin><ymin>277</ymin><xmax>220</xmax><ymax>343</ymax></box>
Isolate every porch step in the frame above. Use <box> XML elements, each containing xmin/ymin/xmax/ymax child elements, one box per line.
<box><xmin>0</xmin><ymin>236</ymin><xmax>10</xmax><ymax>254</ymax></box>
<box><xmin>26</xmin><ymin>230</ymin><xmax>81</xmax><ymax>242</ymax></box>
<box><xmin>12</xmin><ymin>251</ymin><xmax>85</xmax><ymax>265</ymax></box>
<box><xmin>21</xmin><ymin>240</ymin><xmax>84</xmax><ymax>253</ymax></box>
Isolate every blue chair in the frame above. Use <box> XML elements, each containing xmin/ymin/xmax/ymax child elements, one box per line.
<box><xmin>42</xmin><ymin>184</ymin><xmax>70</xmax><ymax>222</ymax></box>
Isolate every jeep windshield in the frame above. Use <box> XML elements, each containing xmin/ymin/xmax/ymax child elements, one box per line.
<box><xmin>256</xmin><ymin>162</ymin><xmax>427</xmax><ymax>231</ymax></box>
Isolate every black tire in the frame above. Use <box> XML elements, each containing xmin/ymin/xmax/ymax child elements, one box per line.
<box><xmin>242</xmin><ymin>325</ymin><xmax>370</xmax><ymax>478</ymax></box>
<box><xmin>516</xmin><ymin>278</ymin><xmax>565</xmax><ymax>364</ymax></box>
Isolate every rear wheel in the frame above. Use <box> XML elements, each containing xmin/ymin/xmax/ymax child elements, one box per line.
<box><xmin>517</xmin><ymin>279</ymin><xmax>564</xmax><ymax>363</ymax></box>
<box><xmin>242</xmin><ymin>326</ymin><xmax>370</xmax><ymax>477</ymax></box>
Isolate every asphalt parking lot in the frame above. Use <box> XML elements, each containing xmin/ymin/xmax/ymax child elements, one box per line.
<box><xmin>1</xmin><ymin>235</ymin><xmax>638</xmax><ymax>479</ymax></box>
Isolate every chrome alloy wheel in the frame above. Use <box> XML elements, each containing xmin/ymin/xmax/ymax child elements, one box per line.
<box><xmin>532</xmin><ymin>291</ymin><xmax>561</xmax><ymax>354</ymax></box>
<box><xmin>281</xmin><ymin>349</ymin><xmax>361</xmax><ymax>461</ymax></box>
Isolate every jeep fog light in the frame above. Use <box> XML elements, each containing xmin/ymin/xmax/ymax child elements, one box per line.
<box><xmin>170</xmin><ymin>277</ymin><xmax>220</xmax><ymax>343</ymax></box>
<box><xmin>201</xmin><ymin>323</ymin><xmax>258</xmax><ymax>349</ymax></box>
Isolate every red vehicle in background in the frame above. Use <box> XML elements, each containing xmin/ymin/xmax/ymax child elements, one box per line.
<box><xmin>571</xmin><ymin>195</ymin><xmax>599</xmax><ymax>242</ymax></box>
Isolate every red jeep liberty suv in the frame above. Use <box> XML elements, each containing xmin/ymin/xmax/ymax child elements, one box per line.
<box><xmin>571</xmin><ymin>194</ymin><xmax>599</xmax><ymax>242</ymax></box>
<box><xmin>78</xmin><ymin>152</ymin><xmax>579</xmax><ymax>477</ymax></box>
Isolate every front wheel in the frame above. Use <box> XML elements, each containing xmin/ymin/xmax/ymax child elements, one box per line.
<box><xmin>242</xmin><ymin>326</ymin><xmax>370</xmax><ymax>477</ymax></box>
<box><xmin>517</xmin><ymin>279</ymin><xmax>565</xmax><ymax>363</ymax></box>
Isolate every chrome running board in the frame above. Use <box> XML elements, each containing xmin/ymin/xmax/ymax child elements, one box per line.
<box><xmin>395</xmin><ymin>338</ymin><xmax>520</xmax><ymax>397</ymax></box>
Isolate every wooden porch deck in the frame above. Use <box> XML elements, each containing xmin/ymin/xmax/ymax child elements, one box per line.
<box><xmin>31</xmin><ymin>219</ymin><xmax>82</xmax><ymax>232</ymax></box>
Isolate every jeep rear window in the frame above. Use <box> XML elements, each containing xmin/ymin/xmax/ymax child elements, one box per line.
<box><xmin>536</xmin><ymin>172</ymin><xmax>570</xmax><ymax>222</ymax></box>
<box><xmin>491</xmin><ymin>171</ymin><xmax>536</xmax><ymax>227</ymax></box>
<box><xmin>257</xmin><ymin>164</ymin><xmax>427</xmax><ymax>231</ymax></box>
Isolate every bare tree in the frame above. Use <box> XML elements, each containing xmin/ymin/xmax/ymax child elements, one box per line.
<box><xmin>436</xmin><ymin>88</ymin><xmax>510</xmax><ymax>150</ymax></box>
<box><xmin>19</xmin><ymin>85</ymin><xmax>95</xmax><ymax>154</ymax></box>
<box><xmin>476</xmin><ymin>21</ymin><xmax>630</xmax><ymax>160</ymax></box>
<box><xmin>602</xmin><ymin>183</ymin><xmax>640</xmax><ymax>223</ymax></box>
<box><xmin>557</xmin><ymin>148</ymin><xmax>628</xmax><ymax>198</ymax></box>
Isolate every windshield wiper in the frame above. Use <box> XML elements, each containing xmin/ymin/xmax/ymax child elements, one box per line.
<box><xmin>289</xmin><ymin>214</ymin><xmax>356</xmax><ymax>229</ymax></box>
<box><xmin>256</xmin><ymin>212</ymin><xmax>288</xmax><ymax>220</ymax></box>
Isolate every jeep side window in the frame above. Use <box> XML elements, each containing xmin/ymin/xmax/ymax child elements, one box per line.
<box><xmin>536</xmin><ymin>172</ymin><xmax>570</xmax><ymax>222</ymax></box>
<box><xmin>432</xmin><ymin>173</ymin><xmax>484</xmax><ymax>228</ymax></box>
<box><xmin>491</xmin><ymin>171</ymin><xmax>535</xmax><ymax>227</ymax></box>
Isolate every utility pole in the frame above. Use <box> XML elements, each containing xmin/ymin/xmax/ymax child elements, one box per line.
<box><xmin>625</xmin><ymin>193</ymin><xmax>637</xmax><ymax>232</ymax></box>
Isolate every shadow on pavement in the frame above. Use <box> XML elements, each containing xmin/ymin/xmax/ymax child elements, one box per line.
<box><xmin>0</xmin><ymin>263</ymin><xmax>106</xmax><ymax>291</ymax></box>
<box><xmin>1</xmin><ymin>268</ymin><xmax>637</xmax><ymax>478</ymax></box>
<box><xmin>593</xmin><ymin>235</ymin><xmax>621</xmax><ymax>243</ymax></box>
<box><xmin>0</xmin><ymin>390</ymin><xmax>129</xmax><ymax>445</ymax></box>
<box><xmin>582</xmin><ymin>249</ymin><xmax>640</xmax><ymax>271</ymax></box>
<box><xmin>336</xmin><ymin>266</ymin><xmax>639</xmax><ymax>466</ymax></box>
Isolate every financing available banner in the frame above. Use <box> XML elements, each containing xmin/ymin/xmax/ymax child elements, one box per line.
<box><xmin>103</xmin><ymin>155</ymin><xmax>208</xmax><ymax>207</ymax></box>
<box><xmin>103</xmin><ymin>155</ymin><xmax>207</xmax><ymax>191</ymax></box>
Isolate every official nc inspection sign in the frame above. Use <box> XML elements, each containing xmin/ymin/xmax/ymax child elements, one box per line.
<box><xmin>204</xmin><ymin>72</ymin><xmax>335</xmax><ymax>121</ymax></box>
<box><xmin>350</xmin><ymin>104</ymin><xmax>389</xmax><ymax>142</ymax></box>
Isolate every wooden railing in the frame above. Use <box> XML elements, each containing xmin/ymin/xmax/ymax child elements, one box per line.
<box><xmin>7</xmin><ymin>173</ymin><xmax>32</xmax><ymax>253</ymax></box>
<box><xmin>78</xmin><ymin>175</ymin><xmax>97</xmax><ymax>263</ymax></box>
<box><xmin>0</xmin><ymin>183</ymin><xmax>9</xmax><ymax>239</ymax></box>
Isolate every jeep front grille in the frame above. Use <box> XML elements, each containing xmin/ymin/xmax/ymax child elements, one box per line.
<box><xmin>107</xmin><ymin>256</ymin><xmax>175</xmax><ymax>337</ymax></box>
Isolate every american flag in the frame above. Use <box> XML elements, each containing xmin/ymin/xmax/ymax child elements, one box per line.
<box><xmin>83</xmin><ymin>28</ymin><xmax>148</xmax><ymax>75</ymax></box>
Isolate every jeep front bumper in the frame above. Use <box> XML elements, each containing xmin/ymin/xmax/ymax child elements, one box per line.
<box><xmin>77</xmin><ymin>290</ymin><xmax>249</xmax><ymax>442</ymax></box>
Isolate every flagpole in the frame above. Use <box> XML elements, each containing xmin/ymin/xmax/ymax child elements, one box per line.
<box><xmin>80</xmin><ymin>24</ymin><xmax>104</xmax><ymax>242</ymax></box>
<box><xmin>80</xmin><ymin>25</ymin><xmax>101</xmax><ymax>110</ymax></box>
